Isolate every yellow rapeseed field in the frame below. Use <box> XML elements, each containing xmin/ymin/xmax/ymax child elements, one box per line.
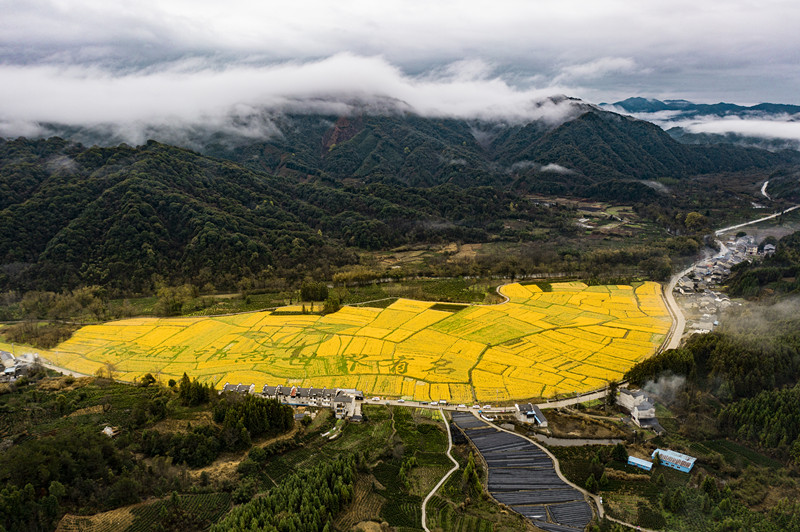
<box><xmin>45</xmin><ymin>282</ymin><xmax>671</xmax><ymax>402</ymax></box>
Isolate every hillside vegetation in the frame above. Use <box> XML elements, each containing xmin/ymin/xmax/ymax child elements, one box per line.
<box><xmin>1</xmin><ymin>108</ymin><xmax>798</xmax><ymax>296</ymax></box>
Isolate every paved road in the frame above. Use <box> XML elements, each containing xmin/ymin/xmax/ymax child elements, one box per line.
<box><xmin>662</xmin><ymin>265</ymin><xmax>692</xmax><ymax>352</ymax></box>
<box><xmin>421</xmin><ymin>409</ymin><xmax>459</xmax><ymax>532</ymax></box>
<box><xmin>40</xmin><ymin>361</ymin><xmax>92</xmax><ymax>379</ymax></box>
<box><xmin>714</xmin><ymin>205</ymin><xmax>800</xmax><ymax>236</ymax></box>
<box><xmin>761</xmin><ymin>180</ymin><xmax>771</xmax><ymax>201</ymax></box>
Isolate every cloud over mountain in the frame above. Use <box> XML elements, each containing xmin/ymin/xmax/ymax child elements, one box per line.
<box><xmin>0</xmin><ymin>55</ymin><xmax>589</xmax><ymax>143</ymax></box>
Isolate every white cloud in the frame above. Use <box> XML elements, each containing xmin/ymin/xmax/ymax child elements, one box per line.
<box><xmin>0</xmin><ymin>54</ymin><xmax>593</xmax><ymax>141</ymax></box>
<box><xmin>684</xmin><ymin>116</ymin><xmax>800</xmax><ymax>142</ymax></box>
<box><xmin>1</xmin><ymin>0</ymin><xmax>800</xmax><ymax>128</ymax></box>
<box><xmin>540</xmin><ymin>163</ymin><xmax>575</xmax><ymax>174</ymax></box>
<box><xmin>553</xmin><ymin>57</ymin><xmax>639</xmax><ymax>84</ymax></box>
<box><xmin>507</xmin><ymin>161</ymin><xmax>576</xmax><ymax>174</ymax></box>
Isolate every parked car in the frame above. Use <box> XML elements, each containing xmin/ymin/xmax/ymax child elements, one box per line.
<box><xmin>372</xmin><ymin>396</ymin><xmax>381</xmax><ymax>401</ymax></box>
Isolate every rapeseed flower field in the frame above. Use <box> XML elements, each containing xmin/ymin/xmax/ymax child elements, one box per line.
<box><xmin>43</xmin><ymin>282</ymin><xmax>671</xmax><ymax>402</ymax></box>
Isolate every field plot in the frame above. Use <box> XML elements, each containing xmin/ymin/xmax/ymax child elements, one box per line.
<box><xmin>50</xmin><ymin>282</ymin><xmax>670</xmax><ymax>401</ymax></box>
<box><xmin>451</xmin><ymin>412</ymin><xmax>593</xmax><ymax>532</ymax></box>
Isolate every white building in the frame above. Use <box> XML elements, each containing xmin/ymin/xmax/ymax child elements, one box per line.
<box><xmin>515</xmin><ymin>403</ymin><xmax>548</xmax><ymax>427</ymax></box>
<box><xmin>618</xmin><ymin>388</ymin><xmax>660</xmax><ymax>431</ymax></box>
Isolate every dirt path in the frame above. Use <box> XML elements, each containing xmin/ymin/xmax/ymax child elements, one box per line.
<box><xmin>421</xmin><ymin>408</ymin><xmax>459</xmax><ymax>532</ymax></box>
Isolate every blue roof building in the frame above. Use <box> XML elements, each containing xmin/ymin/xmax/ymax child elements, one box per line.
<box><xmin>652</xmin><ymin>449</ymin><xmax>696</xmax><ymax>473</ymax></box>
<box><xmin>627</xmin><ymin>456</ymin><xmax>653</xmax><ymax>472</ymax></box>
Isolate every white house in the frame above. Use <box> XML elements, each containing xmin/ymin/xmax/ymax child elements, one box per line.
<box><xmin>618</xmin><ymin>388</ymin><xmax>660</xmax><ymax>430</ymax></box>
<box><xmin>515</xmin><ymin>403</ymin><xmax>548</xmax><ymax>427</ymax></box>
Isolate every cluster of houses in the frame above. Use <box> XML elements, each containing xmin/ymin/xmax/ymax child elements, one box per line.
<box><xmin>676</xmin><ymin>235</ymin><xmax>774</xmax><ymax>296</ymax></box>
<box><xmin>673</xmin><ymin>235</ymin><xmax>779</xmax><ymax>334</ymax></box>
<box><xmin>221</xmin><ymin>382</ymin><xmax>364</xmax><ymax>420</ymax></box>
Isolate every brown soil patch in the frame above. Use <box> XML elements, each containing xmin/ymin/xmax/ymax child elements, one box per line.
<box><xmin>605</xmin><ymin>468</ymin><xmax>650</xmax><ymax>482</ymax></box>
<box><xmin>351</xmin><ymin>522</ymin><xmax>384</xmax><ymax>532</ymax></box>
<box><xmin>149</xmin><ymin>411</ymin><xmax>214</xmax><ymax>434</ymax></box>
<box><xmin>39</xmin><ymin>376</ymin><xmax>93</xmax><ymax>392</ymax></box>
<box><xmin>57</xmin><ymin>505</ymin><xmax>137</xmax><ymax>532</ymax></box>
<box><xmin>451</xmin><ymin>243</ymin><xmax>481</xmax><ymax>261</ymax></box>
<box><xmin>378</xmin><ymin>249</ymin><xmax>428</xmax><ymax>266</ymax></box>
<box><xmin>546</xmin><ymin>410</ymin><xmax>627</xmax><ymax>439</ymax></box>
<box><xmin>441</xmin><ymin>242</ymin><xmax>458</xmax><ymax>254</ymax></box>
<box><xmin>68</xmin><ymin>405</ymin><xmax>104</xmax><ymax>417</ymax></box>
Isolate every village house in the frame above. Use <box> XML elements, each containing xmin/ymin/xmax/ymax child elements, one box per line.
<box><xmin>514</xmin><ymin>403</ymin><xmax>548</xmax><ymax>427</ymax></box>
<box><xmin>222</xmin><ymin>383</ymin><xmax>255</xmax><ymax>394</ymax></box>
<box><xmin>617</xmin><ymin>388</ymin><xmax>664</xmax><ymax>433</ymax></box>
<box><xmin>652</xmin><ymin>449</ymin><xmax>696</xmax><ymax>473</ymax></box>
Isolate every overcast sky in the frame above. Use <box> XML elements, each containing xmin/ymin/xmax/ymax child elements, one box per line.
<box><xmin>1</xmin><ymin>0</ymin><xmax>799</xmax><ymax>139</ymax></box>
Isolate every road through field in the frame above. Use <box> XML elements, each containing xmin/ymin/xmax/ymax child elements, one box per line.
<box><xmin>662</xmin><ymin>265</ymin><xmax>692</xmax><ymax>352</ymax></box>
<box><xmin>714</xmin><ymin>204</ymin><xmax>800</xmax><ymax>236</ymax></box>
<box><xmin>421</xmin><ymin>408</ymin><xmax>459</xmax><ymax>532</ymax></box>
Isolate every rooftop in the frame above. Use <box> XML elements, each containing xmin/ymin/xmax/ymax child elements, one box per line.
<box><xmin>652</xmin><ymin>449</ymin><xmax>696</xmax><ymax>468</ymax></box>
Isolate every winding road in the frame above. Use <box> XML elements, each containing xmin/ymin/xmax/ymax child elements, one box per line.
<box><xmin>761</xmin><ymin>180</ymin><xmax>771</xmax><ymax>201</ymax></box>
<box><xmin>421</xmin><ymin>408</ymin><xmax>460</xmax><ymax>532</ymax></box>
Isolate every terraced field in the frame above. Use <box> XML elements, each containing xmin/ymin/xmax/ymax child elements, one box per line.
<box><xmin>45</xmin><ymin>281</ymin><xmax>670</xmax><ymax>402</ymax></box>
<box><xmin>451</xmin><ymin>412</ymin><xmax>593</xmax><ymax>531</ymax></box>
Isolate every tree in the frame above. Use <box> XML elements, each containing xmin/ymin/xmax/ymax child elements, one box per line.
<box><xmin>323</xmin><ymin>296</ymin><xmax>341</xmax><ymax>314</ymax></box>
<box><xmin>671</xmin><ymin>489</ymin><xmax>685</xmax><ymax>513</ymax></box>
<box><xmin>684</xmin><ymin>211</ymin><xmax>708</xmax><ymax>232</ymax></box>
<box><xmin>606</xmin><ymin>380</ymin><xmax>619</xmax><ymax>407</ymax></box>
<box><xmin>611</xmin><ymin>442</ymin><xmax>628</xmax><ymax>463</ymax></box>
<box><xmin>300</xmin><ymin>281</ymin><xmax>329</xmax><ymax>301</ymax></box>
<box><xmin>154</xmin><ymin>284</ymin><xmax>196</xmax><ymax>316</ymax></box>
<box><xmin>702</xmin><ymin>475</ymin><xmax>719</xmax><ymax>501</ymax></box>
<box><xmin>585</xmin><ymin>474</ymin><xmax>599</xmax><ymax>493</ymax></box>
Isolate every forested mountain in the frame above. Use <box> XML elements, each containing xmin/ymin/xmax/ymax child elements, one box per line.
<box><xmin>0</xmin><ymin>137</ymin><xmax>569</xmax><ymax>294</ymax></box>
<box><xmin>608</xmin><ymin>97</ymin><xmax>800</xmax><ymax>118</ymax></box>
<box><xmin>206</xmin><ymin>109</ymin><xmax>800</xmax><ymax>190</ymax></box>
<box><xmin>2</xmin><ymin>107</ymin><xmax>799</xmax><ymax>294</ymax></box>
<box><xmin>606</xmin><ymin>97</ymin><xmax>800</xmax><ymax>152</ymax></box>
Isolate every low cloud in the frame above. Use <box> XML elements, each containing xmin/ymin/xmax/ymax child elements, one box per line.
<box><xmin>683</xmin><ymin>116</ymin><xmax>800</xmax><ymax>142</ymax></box>
<box><xmin>610</xmin><ymin>108</ymin><xmax>800</xmax><ymax>150</ymax></box>
<box><xmin>0</xmin><ymin>54</ymin><xmax>590</xmax><ymax>143</ymax></box>
<box><xmin>508</xmin><ymin>161</ymin><xmax>576</xmax><ymax>174</ymax></box>
<box><xmin>643</xmin><ymin>373</ymin><xmax>686</xmax><ymax>405</ymax></box>
<box><xmin>540</xmin><ymin>163</ymin><xmax>575</xmax><ymax>174</ymax></box>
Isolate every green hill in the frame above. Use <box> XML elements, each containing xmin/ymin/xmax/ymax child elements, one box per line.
<box><xmin>0</xmin><ymin>137</ymin><xmax>545</xmax><ymax>293</ymax></box>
